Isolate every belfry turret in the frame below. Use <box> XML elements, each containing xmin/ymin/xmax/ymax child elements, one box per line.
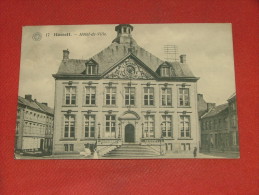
<box><xmin>112</xmin><ymin>24</ymin><xmax>136</xmax><ymax>45</ymax></box>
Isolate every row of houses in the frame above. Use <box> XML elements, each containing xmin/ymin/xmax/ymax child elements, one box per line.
<box><xmin>15</xmin><ymin>95</ymin><xmax>54</xmax><ymax>154</ymax></box>
<box><xmin>198</xmin><ymin>93</ymin><xmax>238</xmax><ymax>152</ymax></box>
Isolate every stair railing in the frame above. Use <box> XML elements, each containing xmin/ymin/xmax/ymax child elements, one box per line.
<box><xmin>97</xmin><ymin>139</ymin><xmax>122</xmax><ymax>155</ymax></box>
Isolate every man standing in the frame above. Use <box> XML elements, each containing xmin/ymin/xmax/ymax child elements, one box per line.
<box><xmin>193</xmin><ymin>147</ymin><xmax>197</xmax><ymax>158</ymax></box>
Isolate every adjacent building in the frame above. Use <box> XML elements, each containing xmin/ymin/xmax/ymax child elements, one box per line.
<box><xmin>199</xmin><ymin>93</ymin><xmax>238</xmax><ymax>152</ymax></box>
<box><xmin>227</xmin><ymin>93</ymin><xmax>239</xmax><ymax>151</ymax></box>
<box><xmin>52</xmin><ymin>24</ymin><xmax>200</xmax><ymax>156</ymax></box>
<box><xmin>15</xmin><ymin>95</ymin><xmax>54</xmax><ymax>154</ymax></box>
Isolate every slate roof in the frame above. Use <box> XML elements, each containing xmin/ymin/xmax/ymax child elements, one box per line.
<box><xmin>56</xmin><ymin>25</ymin><xmax>195</xmax><ymax>78</ymax></box>
<box><xmin>201</xmin><ymin>103</ymin><xmax>228</xmax><ymax>119</ymax></box>
<box><xmin>18</xmin><ymin>96</ymin><xmax>44</xmax><ymax>112</ymax></box>
<box><xmin>18</xmin><ymin>96</ymin><xmax>54</xmax><ymax>115</ymax></box>
<box><xmin>35</xmin><ymin>101</ymin><xmax>54</xmax><ymax>115</ymax></box>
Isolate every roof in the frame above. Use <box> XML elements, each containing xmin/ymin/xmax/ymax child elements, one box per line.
<box><xmin>35</xmin><ymin>101</ymin><xmax>54</xmax><ymax>115</ymax></box>
<box><xmin>227</xmin><ymin>92</ymin><xmax>236</xmax><ymax>101</ymax></box>
<box><xmin>201</xmin><ymin>103</ymin><xmax>228</xmax><ymax>119</ymax></box>
<box><xmin>18</xmin><ymin>96</ymin><xmax>44</xmax><ymax>112</ymax></box>
<box><xmin>56</xmin><ymin>24</ymin><xmax>195</xmax><ymax>78</ymax></box>
<box><xmin>18</xmin><ymin>96</ymin><xmax>54</xmax><ymax>115</ymax></box>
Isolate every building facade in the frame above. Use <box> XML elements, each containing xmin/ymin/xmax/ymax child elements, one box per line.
<box><xmin>227</xmin><ymin>93</ymin><xmax>239</xmax><ymax>151</ymax></box>
<box><xmin>200</xmin><ymin>93</ymin><xmax>238</xmax><ymax>152</ymax></box>
<box><xmin>52</xmin><ymin>24</ymin><xmax>200</xmax><ymax>156</ymax></box>
<box><xmin>15</xmin><ymin>95</ymin><xmax>54</xmax><ymax>154</ymax></box>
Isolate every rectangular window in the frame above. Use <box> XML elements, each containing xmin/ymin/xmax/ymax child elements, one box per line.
<box><xmin>180</xmin><ymin>116</ymin><xmax>191</xmax><ymax>138</ymax></box>
<box><xmin>144</xmin><ymin>87</ymin><xmax>154</xmax><ymax>106</ymax></box>
<box><xmin>105</xmin><ymin>115</ymin><xmax>116</xmax><ymax>138</ymax></box>
<box><xmin>87</xmin><ymin>65</ymin><xmax>97</xmax><ymax>75</ymax></box>
<box><xmin>125</xmin><ymin>87</ymin><xmax>135</xmax><ymax>106</ymax></box>
<box><xmin>64</xmin><ymin>144</ymin><xmax>74</xmax><ymax>151</ymax></box>
<box><xmin>161</xmin><ymin>88</ymin><xmax>172</xmax><ymax>106</ymax></box>
<box><xmin>69</xmin><ymin>144</ymin><xmax>74</xmax><ymax>151</ymax></box>
<box><xmin>105</xmin><ymin>87</ymin><xmax>116</xmax><ymax>105</ymax></box>
<box><xmin>179</xmin><ymin>88</ymin><xmax>190</xmax><ymax>106</ymax></box>
<box><xmin>144</xmin><ymin>115</ymin><xmax>155</xmax><ymax>138</ymax></box>
<box><xmin>65</xmin><ymin>86</ymin><xmax>76</xmax><ymax>105</ymax></box>
<box><xmin>64</xmin><ymin>144</ymin><xmax>68</xmax><ymax>151</ymax></box>
<box><xmin>64</xmin><ymin>115</ymin><xmax>75</xmax><ymax>138</ymax></box>
<box><xmin>84</xmin><ymin>115</ymin><xmax>95</xmax><ymax>138</ymax></box>
<box><xmin>85</xmin><ymin>86</ymin><xmax>96</xmax><ymax>105</ymax></box>
<box><xmin>162</xmin><ymin>115</ymin><xmax>172</xmax><ymax>137</ymax></box>
<box><xmin>161</xmin><ymin>67</ymin><xmax>170</xmax><ymax>77</ymax></box>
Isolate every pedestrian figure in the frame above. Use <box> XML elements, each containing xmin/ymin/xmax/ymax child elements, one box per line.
<box><xmin>193</xmin><ymin>147</ymin><xmax>197</xmax><ymax>158</ymax></box>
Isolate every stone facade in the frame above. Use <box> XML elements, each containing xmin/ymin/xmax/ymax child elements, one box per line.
<box><xmin>52</xmin><ymin>24</ymin><xmax>200</xmax><ymax>156</ymax></box>
<box><xmin>15</xmin><ymin>95</ymin><xmax>54</xmax><ymax>154</ymax></box>
<box><xmin>200</xmin><ymin>93</ymin><xmax>238</xmax><ymax>152</ymax></box>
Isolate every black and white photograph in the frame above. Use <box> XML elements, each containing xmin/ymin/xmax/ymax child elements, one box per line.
<box><xmin>15</xmin><ymin>23</ymin><xmax>239</xmax><ymax>159</ymax></box>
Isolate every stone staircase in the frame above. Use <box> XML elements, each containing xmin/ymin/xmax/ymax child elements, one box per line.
<box><xmin>102</xmin><ymin>143</ymin><xmax>160</xmax><ymax>159</ymax></box>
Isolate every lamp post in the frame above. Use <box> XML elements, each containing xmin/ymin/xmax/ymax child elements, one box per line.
<box><xmin>118</xmin><ymin>123</ymin><xmax>121</xmax><ymax>138</ymax></box>
<box><xmin>141</xmin><ymin>123</ymin><xmax>144</xmax><ymax>139</ymax></box>
<box><xmin>160</xmin><ymin>123</ymin><xmax>163</xmax><ymax>155</ymax></box>
<box><xmin>98</xmin><ymin>122</ymin><xmax>101</xmax><ymax>139</ymax></box>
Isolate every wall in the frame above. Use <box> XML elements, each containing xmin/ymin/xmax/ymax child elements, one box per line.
<box><xmin>53</xmin><ymin>78</ymin><xmax>199</xmax><ymax>155</ymax></box>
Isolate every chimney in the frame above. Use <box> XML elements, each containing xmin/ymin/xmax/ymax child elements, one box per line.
<box><xmin>42</xmin><ymin>102</ymin><xmax>48</xmax><ymax>106</ymax></box>
<box><xmin>63</xmin><ymin>49</ymin><xmax>69</xmax><ymax>60</ymax></box>
<box><xmin>180</xmin><ymin>54</ymin><xmax>186</xmax><ymax>63</ymax></box>
<box><xmin>25</xmin><ymin>94</ymin><xmax>32</xmax><ymax>101</ymax></box>
<box><xmin>197</xmin><ymin>94</ymin><xmax>203</xmax><ymax>100</ymax></box>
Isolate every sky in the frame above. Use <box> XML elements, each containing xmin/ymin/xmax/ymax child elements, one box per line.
<box><xmin>19</xmin><ymin>24</ymin><xmax>236</xmax><ymax>108</ymax></box>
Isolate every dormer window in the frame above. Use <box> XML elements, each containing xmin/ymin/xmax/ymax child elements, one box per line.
<box><xmin>161</xmin><ymin>66</ymin><xmax>170</xmax><ymax>77</ymax></box>
<box><xmin>85</xmin><ymin>60</ymin><xmax>98</xmax><ymax>75</ymax></box>
<box><xmin>87</xmin><ymin>64</ymin><xmax>97</xmax><ymax>75</ymax></box>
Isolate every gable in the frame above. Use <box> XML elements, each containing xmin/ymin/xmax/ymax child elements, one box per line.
<box><xmin>103</xmin><ymin>56</ymin><xmax>155</xmax><ymax>80</ymax></box>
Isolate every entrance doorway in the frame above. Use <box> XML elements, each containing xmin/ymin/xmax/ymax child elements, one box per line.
<box><xmin>125</xmin><ymin>124</ymin><xmax>135</xmax><ymax>143</ymax></box>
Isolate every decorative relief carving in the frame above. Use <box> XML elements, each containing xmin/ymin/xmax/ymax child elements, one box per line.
<box><xmin>104</xmin><ymin>57</ymin><xmax>154</xmax><ymax>79</ymax></box>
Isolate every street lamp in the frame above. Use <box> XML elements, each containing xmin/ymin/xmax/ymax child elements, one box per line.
<box><xmin>118</xmin><ymin>123</ymin><xmax>121</xmax><ymax>138</ymax></box>
<box><xmin>98</xmin><ymin>122</ymin><xmax>101</xmax><ymax>139</ymax></box>
<box><xmin>160</xmin><ymin>123</ymin><xmax>164</xmax><ymax>155</ymax></box>
<box><xmin>141</xmin><ymin>123</ymin><xmax>144</xmax><ymax>138</ymax></box>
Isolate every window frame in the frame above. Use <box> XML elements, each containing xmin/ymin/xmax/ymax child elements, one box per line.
<box><xmin>84</xmin><ymin>114</ymin><xmax>96</xmax><ymax>138</ymax></box>
<box><xmin>64</xmin><ymin>86</ymin><xmax>77</xmax><ymax>106</ymax></box>
<box><xmin>178</xmin><ymin>88</ymin><xmax>190</xmax><ymax>107</ymax></box>
<box><xmin>179</xmin><ymin>115</ymin><xmax>191</xmax><ymax>138</ymax></box>
<box><xmin>84</xmin><ymin>86</ymin><xmax>96</xmax><ymax>106</ymax></box>
<box><xmin>125</xmin><ymin>87</ymin><xmax>135</xmax><ymax>106</ymax></box>
<box><xmin>161</xmin><ymin>115</ymin><xmax>173</xmax><ymax>138</ymax></box>
<box><xmin>105</xmin><ymin>87</ymin><xmax>116</xmax><ymax>106</ymax></box>
<box><xmin>143</xmin><ymin>87</ymin><xmax>154</xmax><ymax>106</ymax></box>
<box><xmin>161</xmin><ymin>66</ymin><xmax>170</xmax><ymax>77</ymax></box>
<box><xmin>144</xmin><ymin>115</ymin><xmax>155</xmax><ymax>138</ymax></box>
<box><xmin>161</xmin><ymin>87</ymin><xmax>172</xmax><ymax>106</ymax></box>
<box><xmin>64</xmin><ymin>114</ymin><xmax>76</xmax><ymax>139</ymax></box>
<box><xmin>105</xmin><ymin>115</ymin><xmax>116</xmax><ymax>138</ymax></box>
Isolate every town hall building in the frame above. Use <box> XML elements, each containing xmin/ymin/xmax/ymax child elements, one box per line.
<box><xmin>52</xmin><ymin>24</ymin><xmax>200</xmax><ymax>158</ymax></box>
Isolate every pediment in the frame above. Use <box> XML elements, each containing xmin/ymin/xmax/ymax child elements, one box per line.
<box><xmin>118</xmin><ymin>111</ymin><xmax>140</xmax><ymax>120</ymax></box>
<box><xmin>103</xmin><ymin>56</ymin><xmax>155</xmax><ymax>80</ymax></box>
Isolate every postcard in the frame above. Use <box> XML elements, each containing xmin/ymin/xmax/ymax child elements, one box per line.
<box><xmin>15</xmin><ymin>24</ymin><xmax>239</xmax><ymax>159</ymax></box>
